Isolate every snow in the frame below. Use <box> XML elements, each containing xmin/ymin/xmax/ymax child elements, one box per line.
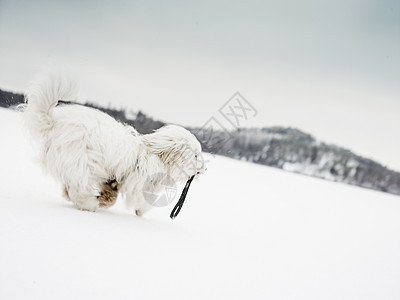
<box><xmin>1</xmin><ymin>108</ymin><xmax>400</xmax><ymax>300</ymax></box>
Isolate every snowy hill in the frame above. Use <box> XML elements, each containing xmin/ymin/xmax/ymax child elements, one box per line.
<box><xmin>1</xmin><ymin>108</ymin><xmax>400</xmax><ymax>300</ymax></box>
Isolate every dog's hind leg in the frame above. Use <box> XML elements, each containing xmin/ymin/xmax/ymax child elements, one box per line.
<box><xmin>67</xmin><ymin>183</ymin><xmax>100</xmax><ymax>212</ymax></box>
<box><xmin>63</xmin><ymin>185</ymin><xmax>73</xmax><ymax>202</ymax></box>
<box><xmin>63</xmin><ymin>186</ymin><xmax>70</xmax><ymax>200</ymax></box>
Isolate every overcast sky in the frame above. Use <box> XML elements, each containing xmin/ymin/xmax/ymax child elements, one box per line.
<box><xmin>1</xmin><ymin>0</ymin><xmax>399</xmax><ymax>169</ymax></box>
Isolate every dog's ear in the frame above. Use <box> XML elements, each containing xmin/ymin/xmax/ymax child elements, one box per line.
<box><xmin>142</xmin><ymin>129</ymin><xmax>185</xmax><ymax>165</ymax></box>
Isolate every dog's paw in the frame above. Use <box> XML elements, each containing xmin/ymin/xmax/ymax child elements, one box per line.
<box><xmin>135</xmin><ymin>205</ymin><xmax>152</xmax><ymax>217</ymax></box>
<box><xmin>75</xmin><ymin>199</ymin><xmax>99</xmax><ymax>212</ymax></box>
<box><xmin>78</xmin><ymin>206</ymin><xmax>97</xmax><ymax>212</ymax></box>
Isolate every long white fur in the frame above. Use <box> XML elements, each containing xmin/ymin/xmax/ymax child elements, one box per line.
<box><xmin>24</xmin><ymin>71</ymin><xmax>205</xmax><ymax>215</ymax></box>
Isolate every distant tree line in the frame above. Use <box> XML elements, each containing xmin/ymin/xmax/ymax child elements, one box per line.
<box><xmin>190</xmin><ymin>126</ymin><xmax>400</xmax><ymax>196</ymax></box>
<box><xmin>1</xmin><ymin>88</ymin><xmax>399</xmax><ymax>196</ymax></box>
<box><xmin>0</xmin><ymin>90</ymin><xmax>24</xmax><ymax>108</ymax></box>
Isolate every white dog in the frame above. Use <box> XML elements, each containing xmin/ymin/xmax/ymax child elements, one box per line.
<box><xmin>24</xmin><ymin>72</ymin><xmax>205</xmax><ymax>216</ymax></box>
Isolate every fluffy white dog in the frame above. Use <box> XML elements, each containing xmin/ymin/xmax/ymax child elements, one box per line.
<box><xmin>24</xmin><ymin>72</ymin><xmax>205</xmax><ymax>216</ymax></box>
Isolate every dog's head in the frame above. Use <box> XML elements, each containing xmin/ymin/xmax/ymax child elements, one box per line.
<box><xmin>142</xmin><ymin>125</ymin><xmax>206</xmax><ymax>181</ymax></box>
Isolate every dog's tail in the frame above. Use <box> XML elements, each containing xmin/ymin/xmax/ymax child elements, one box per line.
<box><xmin>24</xmin><ymin>70</ymin><xmax>78</xmax><ymax>139</ymax></box>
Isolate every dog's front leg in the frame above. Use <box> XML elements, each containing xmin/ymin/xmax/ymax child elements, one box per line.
<box><xmin>123</xmin><ymin>182</ymin><xmax>153</xmax><ymax>217</ymax></box>
<box><xmin>132</xmin><ymin>190</ymin><xmax>153</xmax><ymax>216</ymax></box>
<box><xmin>97</xmin><ymin>179</ymin><xmax>119</xmax><ymax>208</ymax></box>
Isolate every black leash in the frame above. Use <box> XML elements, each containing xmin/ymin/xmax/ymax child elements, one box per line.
<box><xmin>170</xmin><ymin>175</ymin><xmax>195</xmax><ymax>219</ymax></box>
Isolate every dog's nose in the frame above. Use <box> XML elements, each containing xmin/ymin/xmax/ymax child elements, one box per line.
<box><xmin>196</xmin><ymin>166</ymin><xmax>206</xmax><ymax>175</ymax></box>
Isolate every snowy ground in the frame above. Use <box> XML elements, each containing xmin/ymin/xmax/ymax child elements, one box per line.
<box><xmin>1</xmin><ymin>108</ymin><xmax>400</xmax><ymax>300</ymax></box>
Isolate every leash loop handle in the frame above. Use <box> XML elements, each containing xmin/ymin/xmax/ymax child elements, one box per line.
<box><xmin>170</xmin><ymin>175</ymin><xmax>195</xmax><ymax>219</ymax></box>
